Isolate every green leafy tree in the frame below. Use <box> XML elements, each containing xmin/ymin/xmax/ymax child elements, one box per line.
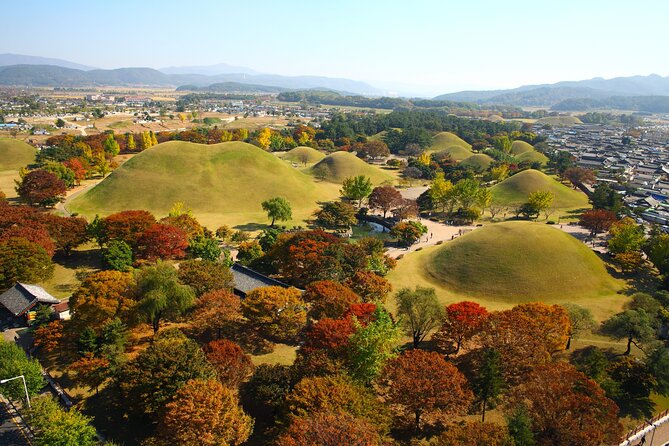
<box><xmin>261</xmin><ymin>197</ymin><xmax>292</xmax><ymax>226</ymax></box>
<box><xmin>396</xmin><ymin>286</ymin><xmax>443</xmax><ymax>347</ymax></box>
<box><xmin>348</xmin><ymin>308</ymin><xmax>401</xmax><ymax>384</ymax></box>
<box><xmin>29</xmin><ymin>397</ymin><xmax>98</xmax><ymax>446</ymax></box>
<box><xmin>473</xmin><ymin>348</ymin><xmax>505</xmax><ymax>422</ymax></box>
<box><xmin>102</xmin><ymin>239</ymin><xmax>133</xmax><ymax>271</ymax></box>
<box><xmin>135</xmin><ymin>261</ymin><xmax>195</xmax><ymax>334</ymax></box>
<box><xmin>340</xmin><ymin>175</ymin><xmax>373</xmax><ymax>208</ymax></box>
<box><xmin>0</xmin><ymin>339</ymin><xmax>45</xmax><ymax>403</ymax></box>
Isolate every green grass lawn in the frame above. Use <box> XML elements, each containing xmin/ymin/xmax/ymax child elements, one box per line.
<box><xmin>307</xmin><ymin>151</ymin><xmax>396</xmax><ymax>185</ymax></box>
<box><xmin>491</xmin><ymin>169</ymin><xmax>590</xmax><ymax>210</ymax></box>
<box><xmin>387</xmin><ymin>221</ymin><xmax>627</xmax><ymax>322</ymax></box>
<box><xmin>69</xmin><ymin>141</ymin><xmax>342</xmax><ymax>229</ymax></box>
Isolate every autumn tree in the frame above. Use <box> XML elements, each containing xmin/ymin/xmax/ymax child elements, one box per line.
<box><xmin>507</xmin><ymin>362</ymin><xmax>622</xmax><ymax>446</ymax></box>
<box><xmin>204</xmin><ymin>339</ymin><xmax>254</xmax><ymax>389</ymax></box>
<box><xmin>191</xmin><ymin>289</ymin><xmax>242</xmax><ymax>340</ymax></box>
<box><xmin>261</xmin><ymin>197</ymin><xmax>292</xmax><ymax>227</ymax></box>
<box><xmin>396</xmin><ymin>286</ymin><xmax>443</xmax><ymax>347</ymax></box>
<box><xmin>135</xmin><ymin>223</ymin><xmax>189</xmax><ymax>261</ymax></box>
<box><xmin>341</xmin><ymin>175</ymin><xmax>373</xmax><ymax>207</ymax></box>
<box><xmin>16</xmin><ymin>169</ymin><xmax>66</xmax><ymax>207</ymax></box>
<box><xmin>433</xmin><ymin>301</ymin><xmax>489</xmax><ymax>354</ymax></box>
<box><xmin>382</xmin><ymin>349</ymin><xmax>473</xmax><ymax>430</ymax></box>
<box><xmin>304</xmin><ymin>280</ymin><xmax>360</xmax><ymax>320</ymax></box>
<box><xmin>345</xmin><ymin>271</ymin><xmax>392</xmax><ymax>303</ymax></box>
<box><xmin>435</xmin><ymin>421</ymin><xmax>512</xmax><ymax>446</ymax></box>
<box><xmin>241</xmin><ymin>286</ymin><xmax>306</xmax><ymax>342</ymax></box>
<box><xmin>0</xmin><ymin>237</ymin><xmax>54</xmax><ymax>289</ymax></box>
<box><xmin>155</xmin><ymin>378</ymin><xmax>252</xmax><ymax>446</ymax></box>
<box><xmin>601</xmin><ymin>309</ymin><xmax>656</xmax><ymax>355</ymax></box>
<box><xmin>368</xmin><ymin>186</ymin><xmax>403</xmax><ymax>218</ymax></box>
<box><xmin>119</xmin><ymin>329</ymin><xmax>216</xmax><ymax>416</ymax></box>
<box><xmin>314</xmin><ymin>201</ymin><xmax>358</xmax><ymax>229</ymax></box>
<box><xmin>286</xmin><ymin>374</ymin><xmax>390</xmax><ymax>433</ymax></box>
<box><xmin>99</xmin><ymin>210</ymin><xmax>156</xmax><ymax>246</ymax></box>
<box><xmin>70</xmin><ymin>270</ymin><xmax>136</xmax><ymax>330</ymax></box>
<box><xmin>579</xmin><ymin>209</ymin><xmax>618</xmax><ymax>234</ymax></box>
<box><xmin>135</xmin><ymin>261</ymin><xmax>195</xmax><ymax>334</ymax></box>
<box><xmin>277</xmin><ymin>411</ymin><xmax>383</xmax><ymax>446</ymax></box>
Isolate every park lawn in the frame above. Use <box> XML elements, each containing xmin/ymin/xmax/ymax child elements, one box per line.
<box><xmin>69</xmin><ymin>141</ymin><xmax>342</xmax><ymax>229</ymax></box>
<box><xmin>386</xmin><ymin>222</ymin><xmax>628</xmax><ymax>323</ymax></box>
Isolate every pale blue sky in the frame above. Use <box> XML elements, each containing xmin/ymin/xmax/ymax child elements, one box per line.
<box><xmin>2</xmin><ymin>0</ymin><xmax>668</xmax><ymax>95</ymax></box>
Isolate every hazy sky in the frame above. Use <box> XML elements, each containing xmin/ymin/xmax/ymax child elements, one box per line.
<box><xmin>2</xmin><ymin>0</ymin><xmax>668</xmax><ymax>95</ymax></box>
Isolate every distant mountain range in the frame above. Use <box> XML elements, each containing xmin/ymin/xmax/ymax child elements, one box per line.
<box><xmin>0</xmin><ymin>54</ymin><xmax>382</xmax><ymax>95</ymax></box>
<box><xmin>435</xmin><ymin>74</ymin><xmax>669</xmax><ymax>109</ymax></box>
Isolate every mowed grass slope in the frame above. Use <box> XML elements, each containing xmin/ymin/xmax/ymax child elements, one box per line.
<box><xmin>387</xmin><ymin>222</ymin><xmax>625</xmax><ymax>320</ymax></box>
<box><xmin>280</xmin><ymin>146</ymin><xmax>326</xmax><ymax>164</ymax></box>
<box><xmin>491</xmin><ymin>169</ymin><xmax>589</xmax><ymax>209</ymax></box>
<box><xmin>69</xmin><ymin>141</ymin><xmax>340</xmax><ymax>227</ymax></box>
<box><xmin>0</xmin><ymin>138</ymin><xmax>36</xmax><ymax>170</ymax></box>
<box><xmin>308</xmin><ymin>151</ymin><xmax>395</xmax><ymax>184</ymax></box>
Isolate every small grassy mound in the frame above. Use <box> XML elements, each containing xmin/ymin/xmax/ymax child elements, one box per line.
<box><xmin>0</xmin><ymin>138</ymin><xmax>36</xmax><ymax>170</ymax></box>
<box><xmin>69</xmin><ymin>141</ymin><xmax>340</xmax><ymax>227</ymax></box>
<box><xmin>537</xmin><ymin>116</ymin><xmax>582</xmax><ymax>127</ymax></box>
<box><xmin>461</xmin><ymin>153</ymin><xmax>494</xmax><ymax>170</ymax></box>
<box><xmin>437</xmin><ymin>145</ymin><xmax>473</xmax><ymax>162</ymax></box>
<box><xmin>423</xmin><ymin>221</ymin><xmax>621</xmax><ymax>302</ymax></box>
<box><xmin>281</xmin><ymin>146</ymin><xmax>326</xmax><ymax>164</ymax></box>
<box><xmin>516</xmin><ymin>150</ymin><xmax>549</xmax><ymax>165</ymax></box>
<box><xmin>308</xmin><ymin>151</ymin><xmax>395</xmax><ymax>184</ymax></box>
<box><xmin>429</xmin><ymin>131</ymin><xmax>471</xmax><ymax>152</ymax></box>
<box><xmin>511</xmin><ymin>140</ymin><xmax>534</xmax><ymax>155</ymax></box>
<box><xmin>491</xmin><ymin>169</ymin><xmax>589</xmax><ymax>209</ymax></box>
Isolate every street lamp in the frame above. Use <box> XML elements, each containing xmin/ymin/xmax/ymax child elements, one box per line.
<box><xmin>0</xmin><ymin>375</ymin><xmax>31</xmax><ymax>409</ymax></box>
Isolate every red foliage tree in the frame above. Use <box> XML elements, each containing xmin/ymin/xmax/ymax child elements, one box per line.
<box><xmin>303</xmin><ymin>280</ymin><xmax>360</xmax><ymax>319</ymax></box>
<box><xmin>433</xmin><ymin>301</ymin><xmax>489</xmax><ymax>354</ymax></box>
<box><xmin>508</xmin><ymin>362</ymin><xmax>622</xmax><ymax>446</ymax></box>
<box><xmin>368</xmin><ymin>186</ymin><xmax>403</xmax><ymax>218</ymax></box>
<box><xmin>382</xmin><ymin>349</ymin><xmax>473</xmax><ymax>430</ymax></box>
<box><xmin>0</xmin><ymin>225</ymin><xmax>55</xmax><ymax>257</ymax></box>
<box><xmin>100</xmin><ymin>210</ymin><xmax>156</xmax><ymax>246</ymax></box>
<box><xmin>579</xmin><ymin>209</ymin><xmax>618</xmax><ymax>234</ymax></box>
<box><xmin>16</xmin><ymin>169</ymin><xmax>66</xmax><ymax>207</ymax></box>
<box><xmin>135</xmin><ymin>224</ymin><xmax>189</xmax><ymax>261</ymax></box>
<box><xmin>203</xmin><ymin>339</ymin><xmax>254</xmax><ymax>389</ymax></box>
<box><xmin>277</xmin><ymin>411</ymin><xmax>383</xmax><ymax>446</ymax></box>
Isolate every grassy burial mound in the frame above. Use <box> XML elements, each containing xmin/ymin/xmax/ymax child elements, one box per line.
<box><xmin>0</xmin><ymin>138</ymin><xmax>36</xmax><ymax>170</ymax></box>
<box><xmin>308</xmin><ymin>151</ymin><xmax>395</xmax><ymax>184</ymax></box>
<box><xmin>460</xmin><ymin>153</ymin><xmax>494</xmax><ymax>170</ymax></box>
<box><xmin>280</xmin><ymin>146</ymin><xmax>326</xmax><ymax>165</ymax></box>
<box><xmin>69</xmin><ymin>141</ymin><xmax>340</xmax><ymax>227</ymax></box>
<box><xmin>423</xmin><ymin>221</ymin><xmax>621</xmax><ymax>303</ymax></box>
<box><xmin>491</xmin><ymin>169</ymin><xmax>589</xmax><ymax>209</ymax></box>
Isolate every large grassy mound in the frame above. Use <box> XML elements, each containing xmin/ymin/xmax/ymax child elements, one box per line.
<box><xmin>510</xmin><ymin>140</ymin><xmax>534</xmax><ymax>155</ymax></box>
<box><xmin>430</xmin><ymin>132</ymin><xmax>471</xmax><ymax>151</ymax></box>
<box><xmin>0</xmin><ymin>138</ymin><xmax>36</xmax><ymax>170</ymax></box>
<box><xmin>69</xmin><ymin>141</ymin><xmax>340</xmax><ymax>227</ymax></box>
<box><xmin>423</xmin><ymin>222</ymin><xmax>622</xmax><ymax>303</ymax></box>
<box><xmin>308</xmin><ymin>151</ymin><xmax>395</xmax><ymax>184</ymax></box>
<box><xmin>281</xmin><ymin>146</ymin><xmax>326</xmax><ymax>164</ymax></box>
<box><xmin>461</xmin><ymin>153</ymin><xmax>494</xmax><ymax>170</ymax></box>
<box><xmin>491</xmin><ymin>169</ymin><xmax>589</xmax><ymax>209</ymax></box>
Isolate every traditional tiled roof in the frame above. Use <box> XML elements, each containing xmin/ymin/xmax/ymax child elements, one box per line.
<box><xmin>231</xmin><ymin>263</ymin><xmax>293</xmax><ymax>296</ymax></box>
<box><xmin>0</xmin><ymin>283</ymin><xmax>59</xmax><ymax>316</ymax></box>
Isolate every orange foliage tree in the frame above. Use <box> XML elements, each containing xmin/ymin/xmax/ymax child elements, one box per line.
<box><xmin>204</xmin><ymin>339</ymin><xmax>254</xmax><ymax>389</ymax></box>
<box><xmin>507</xmin><ymin>362</ymin><xmax>622</xmax><ymax>446</ymax></box>
<box><xmin>381</xmin><ymin>349</ymin><xmax>473</xmax><ymax>430</ymax></box>
<box><xmin>156</xmin><ymin>378</ymin><xmax>252</xmax><ymax>446</ymax></box>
